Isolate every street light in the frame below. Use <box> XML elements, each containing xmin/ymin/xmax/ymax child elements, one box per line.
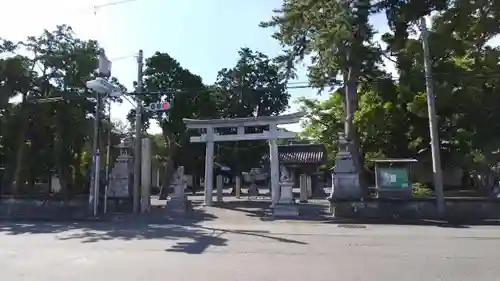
<box><xmin>86</xmin><ymin>77</ymin><xmax>122</xmax><ymax>97</ymax></box>
<box><xmin>89</xmin><ymin>49</ymin><xmax>176</xmax><ymax>214</ymax></box>
<box><xmin>85</xmin><ymin>50</ymin><xmax>124</xmax><ymax>218</ymax></box>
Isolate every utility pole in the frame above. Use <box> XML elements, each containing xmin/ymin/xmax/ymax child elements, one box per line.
<box><xmin>420</xmin><ymin>17</ymin><xmax>445</xmax><ymax>217</ymax></box>
<box><xmin>89</xmin><ymin>49</ymin><xmax>111</xmax><ymax>217</ymax></box>
<box><xmin>89</xmin><ymin>89</ymin><xmax>101</xmax><ymax>217</ymax></box>
<box><xmin>133</xmin><ymin>49</ymin><xmax>144</xmax><ymax>214</ymax></box>
<box><xmin>104</xmin><ymin>100</ymin><xmax>112</xmax><ymax>214</ymax></box>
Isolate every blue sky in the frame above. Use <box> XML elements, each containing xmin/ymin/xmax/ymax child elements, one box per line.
<box><xmin>2</xmin><ymin>0</ymin><xmax>391</xmax><ymax>133</ymax></box>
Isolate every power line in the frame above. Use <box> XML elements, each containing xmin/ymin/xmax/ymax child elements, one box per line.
<box><xmin>16</xmin><ymin>70</ymin><xmax>500</xmax><ymax>105</ymax></box>
<box><xmin>109</xmin><ymin>53</ymin><xmax>137</xmax><ymax>62</ymax></box>
<box><xmin>93</xmin><ymin>0</ymin><xmax>141</xmax><ymax>12</ymax></box>
<box><xmin>125</xmin><ymin>69</ymin><xmax>500</xmax><ymax>98</ymax></box>
<box><xmin>122</xmin><ymin>95</ymin><xmax>137</xmax><ymax>107</ymax></box>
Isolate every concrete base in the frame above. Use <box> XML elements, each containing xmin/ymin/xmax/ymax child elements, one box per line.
<box><xmin>330</xmin><ymin>173</ymin><xmax>362</xmax><ymax>199</ymax></box>
<box><xmin>0</xmin><ymin>197</ymin><xmax>89</xmax><ymax>220</ymax></box>
<box><xmin>328</xmin><ymin>197</ymin><xmax>500</xmax><ymax>220</ymax></box>
<box><xmin>330</xmin><ymin>148</ymin><xmax>362</xmax><ymax>199</ymax></box>
<box><xmin>165</xmin><ymin>196</ymin><xmax>192</xmax><ymax>215</ymax></box>
<box><xmin>248</xmin><ymin>184</ymin><xmax>260</xmax><ymax>197</ymax></box>
<box><xmin>273</xmin><ymin>203</ymin><xmax>299</xmax><ymax>217</ymax></box>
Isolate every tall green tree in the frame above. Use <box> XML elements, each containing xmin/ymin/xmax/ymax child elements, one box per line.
<box><xmin>292</xmin><ymin>0</ymin><xmax>500</xmax><ymax>194</ymax></box>
<box><xmin>134</xmin><ymin>52</ymin><xmax>219</xmax><ymax>194</ymax></box>
<box><xmin>261</xmin><ymin>0</ymin><xmax>382</xmax><ymax>190</ymax></box>
<box><xmin>0</xmin><ymin>25</ymin><xmax>124</xmax><ymax>197</ymax></box>
<box><xmin>213</xmin><ymin>48</ymin><xmax>290</xmax><ymax>173</ymax></box>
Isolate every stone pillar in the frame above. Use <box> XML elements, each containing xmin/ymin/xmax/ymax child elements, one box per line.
<box><xmin>204</xmin><ymin>129</ymin><xmax>215</xmax><ymax>206</ymax></box>
<box><xmin>299</xmin><ymin>174</ymin><xmax>308</xmax><ymax>203</ymax></box>
<box><xmin>269</xmin><ymin>126</ymin><xmax>280</xmax><ymax>206</ymax></box>
<box><xmin>140</xmin><ymin>138</ymin><xmax>152</xmax><ymax>213</ymax></box>
<box><xmin>235</xmin><ymin>175</ymin><xmax>241</xmax><ymax>198</ymax></box>
<box><xmin>273</xmin><ymin>167</ymin><xmax>299</xmax><ymax>217</ymax></box>
<box><xmin>165</xmin><ymin>166</ymin><xmax>191</xmax><ymax>215</ymax></box>
<box><xmin>279</xmin><ymin>182</ymin><xmax>294</xmax><ymax>204</ymax></box>
<box><xmin>269</xmin><ymin>140</ymin><xmax>280</xmax><ymax>206</ymax></box>
<box><xmin>216</xmin><ymin>174</ymin><xmax>223</xmax><ymax>202</ymax></box>
<box><xmin>306</xmin><ymin>175</ymin><xmax>312</xmax><ymax>198</ymax></box>
<box><xmin>156</xmin><ymin>168</ymin><xmax>161</xmax><ymax>186</ymax></box>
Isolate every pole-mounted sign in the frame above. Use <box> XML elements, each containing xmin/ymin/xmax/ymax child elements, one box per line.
<box><xmin>148</xmin><ymin>102</ymin><xmax>171</xmax><ymax>112</ymax></box>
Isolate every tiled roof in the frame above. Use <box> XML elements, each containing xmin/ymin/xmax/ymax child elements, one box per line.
<box><xmin>263</xmin><ymin>144</ymin><xmax>327</xmax><ymax>165</ymax></box>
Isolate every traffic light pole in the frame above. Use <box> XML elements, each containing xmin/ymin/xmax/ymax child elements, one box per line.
<box><xmin>133</xmin><ymin>50</ymin><xmax>144</xmax><ymax>214</ymax></box>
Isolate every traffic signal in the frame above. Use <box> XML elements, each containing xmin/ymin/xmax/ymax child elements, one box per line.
<box><xmin>148</xmin><ymin>102</ymin><xmax>171</xmax><ymax>112</ymax></box>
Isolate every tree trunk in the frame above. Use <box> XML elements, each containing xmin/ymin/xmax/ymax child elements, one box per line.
<box><xmin>74</xmin><ymin>149</ymin><xmax>84</xmax><ymax>194</ymax></box>
<box><xmin>53</xmin><ymin>108</ymin><xmax>76</xmax><ymax>199</ymax></box>
<box><xmin>158</xmin><ymin>154</ymin><xmax>176</xmax><ymax>199</ymax></box>
<box><xmin>53</xmin><ymin>137</ymin><xmax>69</xmax><ymax>197</ymax></box>
<box><xmin>10</xmin><ymin>100</ymin><xmax>29</xmax><ymax>196</ymax></box>
<box><xmin>158</xmin><ymin>123</ymin><xmax>180</xmax><ymax>199</ymax></box>
<box><xmin>344</xmin><ymin>67</ymin><xmax>368</xmax><ymax>194</ymax></box>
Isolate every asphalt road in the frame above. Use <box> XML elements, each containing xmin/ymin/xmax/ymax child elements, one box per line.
<box><xmin>1</xmin><ymin>204</ymin><xmax>500</xmax><ymax>280</ymax></box>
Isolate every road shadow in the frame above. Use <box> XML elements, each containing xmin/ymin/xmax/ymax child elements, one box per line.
<box><xmin>0</xmin><ymin>204</ymin><xmax>308</xmax><ymax>254</ymax></box>
<box><xmin>0</xmin><ymin>205</ymin><xmax>226</xmax><ymax>253</ymax></box>
<box><xmin>164</xmin><ymin>225</ymin><xmax>307</xmax><ymax>253</ymax></box>
<box><xmin>200</xmin><ymin>226</ymin><xmax>308</xmax><ymax>245</ymax></box>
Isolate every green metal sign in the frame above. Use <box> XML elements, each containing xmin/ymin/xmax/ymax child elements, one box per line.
<box><xmin>378</xmin><ymin>168</ymin><xmax>409</xmax><ymax>189</ymax></box>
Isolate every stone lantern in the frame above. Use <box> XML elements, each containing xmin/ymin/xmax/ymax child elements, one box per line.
<box><xmin>107</xmin><ymin>137</ymin><xmax>134</xmax><ymax>198</ymax></box>
<box><xmin>273</xmin><ymin>165</ymin><xmax>299</xmax><ymax>217</ymax></box>
<box><xmin>329</xmin><ymin>132</ymin><xmax>361</xmax><ymax>199</ymax></box>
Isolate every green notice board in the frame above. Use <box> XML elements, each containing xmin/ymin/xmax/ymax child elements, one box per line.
<box><xmin>378</xmin><ymin>168</ymin><xmax>410</xmax><ymax>189</ymax></box>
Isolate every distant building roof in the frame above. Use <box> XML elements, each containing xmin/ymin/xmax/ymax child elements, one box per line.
<box><xmin>263</xmin><ymin>144</ymin><xmax>327</xmax><ymax>165</ymax></box>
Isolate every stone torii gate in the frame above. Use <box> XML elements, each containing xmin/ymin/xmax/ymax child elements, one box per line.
<box><xmin>183</xmin><ymin>112</ymin><xmax>305</xmax><ymax>206</ymax></box>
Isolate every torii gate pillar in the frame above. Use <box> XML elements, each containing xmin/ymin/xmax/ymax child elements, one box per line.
<box><xmin>268</xmin><ymin>125</ymin><xmax>281</xmax><ymax>207</ymax></box>
<box><xmin>204</xmin><ymin>128</ymin><xmax>215</xmax><ymax>206</ymax></box>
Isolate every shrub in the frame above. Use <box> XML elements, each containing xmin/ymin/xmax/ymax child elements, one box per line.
<box><xmin>412</xmin><ymin>182</ymin><xmax>433</xmax><ymax>197</ymax></box>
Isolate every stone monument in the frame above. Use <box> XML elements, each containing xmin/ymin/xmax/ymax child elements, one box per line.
<box><xmin>165</xmin><ymin>166</ymin><xmax>191</xmax><ymax>215</ymax></box>
<box><xmin>50</xmin><ymin>175</ymin><xmax>62</xmax><ymax>193</ymax></box>
<box><xmin>273</xmin><ymin>165</ymin><xmax>299</xmax><ymax>217</ymax></box>
<box><xmin>329</xmin><ymin>132</ymin><xmax>362</xmax><ymax>199</ymax></box>
<box><xmin>246</xmin><ymin>168</ymin><xmax>260</xmax><ymax>199</ymax></box>
<box><xmin>108</xmin><ymin>138</ymin><xmax>133</xmax><ymax>198</ymax></box>
<box><xmin>216</xmin><ymin>175</ymin><xmax>224</xmax><ymax>203</ymax></box>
